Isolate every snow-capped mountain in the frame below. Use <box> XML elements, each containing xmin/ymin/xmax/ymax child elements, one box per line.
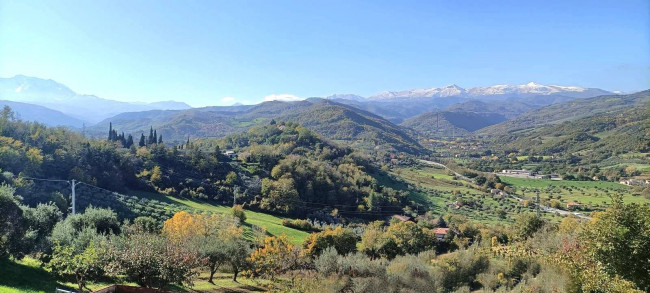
<box><xmin>0</xmin><ymin>75</ymin><xmax>191</xmax><ymax>124</ymax></box>
<box><xmin>370</xmin><ymin>84</ymin><xmax>466</xmax><ymax>100</ymax></box>
<box><xmin>367</xmin><ymin>82</ymin><xmax>611</xmax><ymax>100</ymax></box>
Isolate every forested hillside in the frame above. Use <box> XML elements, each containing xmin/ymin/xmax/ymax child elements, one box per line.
<box><xmin>401</xmin><ymin>111</ymin><xmax>507</xmax><ymax>138</ymax></box>
<box><xmin>91</xmin><ymin>99</ymin><xmax>425</xmax><ymax>155</ymax></box>
<box><xmin>478</xmin><ymin>90</ymin><xmax>650</xmax><ymax>136</ymax></box>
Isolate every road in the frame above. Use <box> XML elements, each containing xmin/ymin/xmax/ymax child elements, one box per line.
<box><xmin>418</xmin><ymin>159</ymin><xmax>591</xmax><ymax>220</ymax></box>
<box><xmin>418</xmin><ymin>159</ymin><xmax>472</xmax><ymax>182</ymax></box>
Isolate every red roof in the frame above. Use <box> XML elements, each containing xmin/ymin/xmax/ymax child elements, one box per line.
<box><xmin>433</xmin><ymin>228</ymin><xmax>449</xmax><ymax>235</ymax></box>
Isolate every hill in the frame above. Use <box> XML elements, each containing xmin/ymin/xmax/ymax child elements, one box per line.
<box><xmin>92</xmin><ymin>99</ymin><xmax>426</xmax><ymax>154</ymax></box>
<box><xmin>477</xmin><ymin>90</ymin><xmax>650</xmax><ymax>136</ymax></box>
<box><xmin>401</xmin><ymin>111</ymin><xmax>507</xmax><ymax>138</ymax></box>
<box><xmin>0</xmin><ymin>100</ymin><xmax>85</xmax><ymax>128</ymax></box>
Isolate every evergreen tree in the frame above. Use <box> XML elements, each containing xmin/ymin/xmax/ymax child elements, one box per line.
<box><xmin>108</xmin><ymin>122</ymin><xmax>113</xmax><ymax>140</ymax></box>
<box><xmin>139</xmin><ymin>133</ymin><xmax>146</xmax><ymax>147</ymax></box>
<box><xmin>158</xmin><ymin>134</ymin><xmax>162</xmax><ymax>144</ymax></box>
<box><xmin>186</xmin><ymin>138</ymin><xmax>190</xmax><ymax>149</ymax></box>
<box><xmin>126</xmin><ymin>134</ymin><xmax>134</xmax><ymax>148</ymax></box>
<box><xmin>148</xmin><ymin>127</ymin><xmax>154</xmax><ymax>145</ymax></box>
<box><xmin>153</xmin><ymin>130</ymin><xmax>158</xmax><ymax>145</ymax></box>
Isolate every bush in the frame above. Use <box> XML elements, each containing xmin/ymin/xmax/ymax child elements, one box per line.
<box><xmin>281</xmin><ymin>218</ymin><xmax>314</xmax><ymax>231</ymax></box>
<box><xmin>230</xmin><ymin>205</ymin><xmax>246</xmax><ymax>222</ymax></box>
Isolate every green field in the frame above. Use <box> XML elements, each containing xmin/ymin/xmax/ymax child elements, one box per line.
<box><xmin>501</xmin><ymin>177</ymin><xmax>649</xmax><ymax>207</ymax></box>
<box><xmin>129</xmin><ymin>191</ymin><xmax>309</xmax><ymax>245</ymax></box>
<box><xmin>394</xmin><ymin>166</ymin><xmax>534</xmax><ymax>224</ymax></box>
<box><xmin>602</xmin><ymin>163</ymin><xmax>650</xmax><ymax>173</ymax></box>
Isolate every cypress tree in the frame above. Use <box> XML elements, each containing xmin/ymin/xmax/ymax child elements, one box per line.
<box><xmin>153</xmin><ymin>130</ymin><xmax>158</xmax><ymax>144</ymax></box>
<box><xmin>148</xmin><ymin>127</ymin><xmax>154</xmax><ymax>145</ymax></box>
<box><xmin>126</xmin><ymin>134</ymin><xmax>134</xmax><ymax>148</ymax></box>
<box><xmin>108</xmin><ymin>122</ymin><xmax>113</xmax><ymax>140</ymax></box>
<box><xmin>158</xmin><ymin>134</ymin><xmax>163</xmax><ymax>144</ymax></box>
<box><xmin>139</xmin><ymin>133</ymin><xmax>146</xmax><ymax>147</ymax></box>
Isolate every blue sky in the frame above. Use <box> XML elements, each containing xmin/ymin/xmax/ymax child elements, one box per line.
<box><xmin>1</xmin><ymin>0</ymin><xmax>648</xmax><ymax>107</ymax></box>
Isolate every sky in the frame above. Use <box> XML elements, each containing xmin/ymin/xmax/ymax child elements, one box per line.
<box><xmin>0</xmin><ymin>0</ymin><xmax>649</xmax><ymax>107</ymax></box>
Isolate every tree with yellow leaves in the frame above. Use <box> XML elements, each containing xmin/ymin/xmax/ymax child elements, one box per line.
<box><xmin>248</xmin><ymin>234</ymin><xmax>298</xmax><ymax>279</ymax></box>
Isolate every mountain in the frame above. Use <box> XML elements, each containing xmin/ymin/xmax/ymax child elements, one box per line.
<box><xmin>401</xmin><ymin>111</ymin><xmax>507</xmax><ymax>138</ymax></box>
<box><xmin>0</xmin><ymin>75</ymin><xmax>191</xmax><ymax>124</ymax></box>
<box><xmin>478</xmin><ymin>90</ymin><xmax>650</xmax><ymax>136</ymax></box>
<box><xmin>369</xmin><ymin>84</ymin><xmax>466</xmax><ymax>100</ymax></box>
<box><xmin>325</xmin><ymin>94</ymin><xmax>366</xmax><ymax>102</ymax></box>
<box><xmin>367</xmin><ymin>82</ymin><xmax>611</xmax><ymax>101</ymax></box>
<box><xmin>0</xmin><ymin>100</ymin><xmax>85</xmax><ymax>128</ymax></box>
<box><xmin>92</xmin><ymin>99</ymin><xmax>425</xmax><ymax>154</ymax></box>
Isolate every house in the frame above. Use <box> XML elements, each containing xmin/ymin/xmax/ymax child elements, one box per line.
<box><xmin>619</xmin><ymin>179</ymin><xmax>649</xmax><ymax>187</ymax></box>
<box><xmin>391</xmin><ymin>215</ymin><xmax>411</xmax><ymax>222</ymax></box>
<box><xmin>223</xmin><ymin>150</ymin><xmax>237</xmax><ymax>159</ymax></box>
<box><xmin>490</xmin><ymin>189</ymin><xmax>501</xmax><ymax>195</ymax></box>
<box><xmin>566</xmin><ymin>202</ymin><xmax>581</xmax><ymax>210</ymax></box>
<box><xmin>433</xmin><ymin>227</ymin><xmax>450</xmax><ymax>240</ymax></box>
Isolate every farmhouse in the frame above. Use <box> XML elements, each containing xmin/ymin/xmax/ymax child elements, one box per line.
<box><xmin>223</xmin><ymin>150</ymin><xmax>237</xmax><ymax>159</ymax></box>
<box><xmin>433</xmin><ymin>227</ymin><xmax>450</xmax><ymax>240</ymax></box>
<box><xmin>619</xmin><ymin>179</ymin><xmax>649</xmax><ymax>187</ymax></box>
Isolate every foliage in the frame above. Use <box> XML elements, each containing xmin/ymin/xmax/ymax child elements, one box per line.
<box><xmin>48</xmin><ymin>241</ymin><xmax>106</xmax><ymax>293</ymax></box>
<box><xmin>0</xmin><ymin>184</ymin><xmax>26</xmax><ymax>258</ymax></box>
<box><xmin>230</xmin><ymin>204</ymin><xmax>246</xmax><ymax>222</ymax></box>
<box><xmin>107</xmin><ymin>231</ymin><xmax>200</xmax><ymax>289</ymax></box>
<box><xmin>302</xmin><ymin>227</ymin><xmax>357</xmax><ymax>257</ymax></box>
<box><xmin>248</xmin><ymin>234</ymin><xmax>299</xmax><ymax>279</ymax></box>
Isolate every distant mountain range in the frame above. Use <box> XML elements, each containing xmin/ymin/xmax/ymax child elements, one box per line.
<box><xmin>0</xmin><ymin>75</ymin><xmax>628</xmax><ymax>147</ymax></box>
<box><xmin>348</xmin><ymin>82</ymin><xmax>612</xmax><ymax>101</ymax></box>
<box><xmin>0</xmin><ymin>75</ymin><xmax>191</xmax><ymax>124</ymax></box>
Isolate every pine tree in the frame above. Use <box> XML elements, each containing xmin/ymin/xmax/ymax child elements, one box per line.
<box><xmin>139</xmin><ymin>133</ymin><xmax>146</xmax><ymax>147</ymax></box>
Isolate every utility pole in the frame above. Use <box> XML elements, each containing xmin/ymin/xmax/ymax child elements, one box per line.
<box><xmin>536</xmin><ymin>190</ymin><xmax>540</xmax><ymax>217</ymax></box>
<box><xmin>71</xmin><ymin>179</ymin><xmax>77</xmax><ymax>215</ymax></box>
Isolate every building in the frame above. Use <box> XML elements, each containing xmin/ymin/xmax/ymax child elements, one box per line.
<box><xmin>223</xmin><ymin>150</ymin><xmax>237</xmax><ymax>159</ymax></box>
<box><xmin>433</xmin><ymin>227</ymin><xmax>450</xmax><ymax>240</ymax></box>
<box><xmin>619</xmin><ymin>179</ymin><xmax>649</xmax><ymax>187</ymax></box>
<box><xmin>501</xmin><ymin>169</ymin><xmax>534</xmax><ymax>176</ymax></box>
<box><xmin>567</xmin><ymin>202</ymin><xmax>581</xmax><ymax>210</ymax></box>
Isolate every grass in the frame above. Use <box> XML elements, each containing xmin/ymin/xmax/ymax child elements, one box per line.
<box><xmin>128</xmin><ymin>190</ymin><xmax>309</xmax><ymax>245</ymax></box>
<box><xmin>501</xmin><ymin>177</ymin><xmax>650</xmax><ymax>206</ymax></box>
<box><xmin>0</xmin><ymin>257</ymin><xmax>269</xmax><ymax>293</ymax></box>
<box><xmin>602</xmin><ymin>163</ymin><xmax>650</xmax><ymax>173</ymax></box>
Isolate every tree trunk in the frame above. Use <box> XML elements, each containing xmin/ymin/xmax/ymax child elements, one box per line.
<box><xmin>208</xmin><ymin>265</ymin><xmax>217</xmax><ymax>284</ymax></box>
<box><xmin>232</xmin><ymin>269</ymin><xmax>239</xmax><ymax>282</ymax></box>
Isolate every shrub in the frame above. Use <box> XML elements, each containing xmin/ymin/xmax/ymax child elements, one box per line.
<box><xmin>230</xmin><ymin>205</ymin><xmax>246</xmax><ymax>223</ymax></box>
<box><xmin>281</xmin><ymin>218</ymin><xmax>314</xmax><ymax>231</ymax></box>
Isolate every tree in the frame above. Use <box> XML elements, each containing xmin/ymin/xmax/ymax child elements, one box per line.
<box><xmin>510</xmin><ymin>213</ymin><xmax>545</xmax><ymax>241</ymax></box>
<box><xmin>107</xmin><ymin>232</ymin><xmax>200</xmax><ymax>289</ymax></box>
<box><xmin>225</xmin><ymin>171</ymin><xmax>238</xmax><ymax>186</ymax></box>
<box><xmin>21</xmin><ymin>202</ymin><xmax>63</xmax><ymax>255</ymax></box>
<box><xmin>49</xmin><ymin>241</ymin><xmax>106</xmax><ymax>293</ymax></box>
<box><xmin>581</xmin><ymin>196</ymin><xmax>650</xmax><ymax>291</ymax></box>
<box><xmin>158</xmin><ymin>134</ymin><xmax>163</xmax><ymax>144</ymax></box>
<box><xmin>125</xmin><ymin>134</ymin><xmax>134</xmax><ymax>148</ymax></box>
<box><xmin>150</xmin><ymin>165</ymin><xmax>162</xmax><ymax>184</ymax></box>
<box><xmin>360</xmin><ymin>221</ymin><xmax>386</xmax><ymax>260</ymax></box>
<box><xmin>108</xmin><ymin>122</ymin><xmax>113</xmax><ymax>140</ymax></box>
<box><xmin>162</xmin><ymin>211</ymin><xmax>208</xmax><ymax>242</ymax></box>
<box><xmin>153</xmin><ymin>130</ymin><xmax>158</xmax><ymax>145</ymax></box>
<box><xmin>0</xmin><ymin>184</ymin><xmax>26</xmax><ymax>258</ymax></box>
<box><xmin>139</xmin><ymin>133</ymin><xmax>146</xmax><ymax>147</ymax></box>
<box><xmin>303</xmin><ymin>227</ymin><xmax>357</xmax><ymax>257</ymax></box>
<box><xmin>230</xmin><ymin>205</ymin><xmax>246</xmax><ymax>222</ymax></box>
<box><xmin>249</xmin><ymin>234</ymin><xmax>298</xmax><ymax>279</ymax></box>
